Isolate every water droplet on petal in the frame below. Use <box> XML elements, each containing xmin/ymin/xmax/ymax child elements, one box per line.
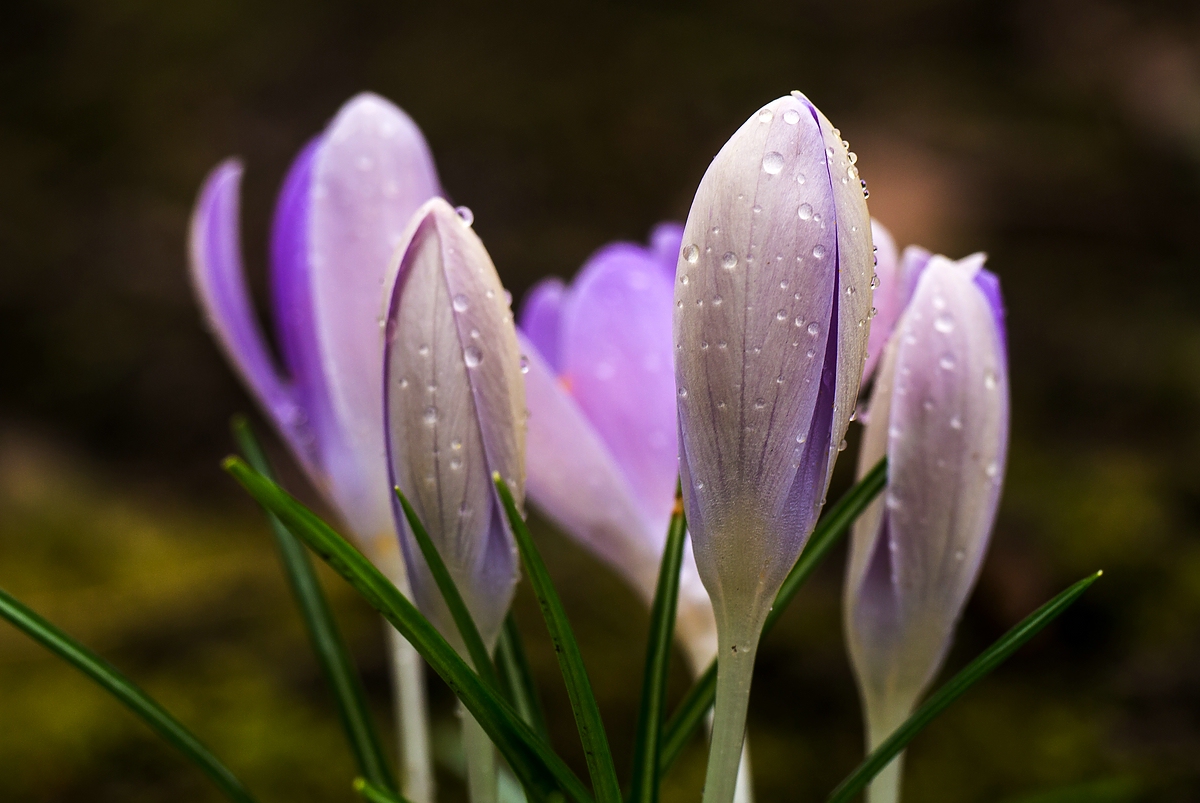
<box><xmin>949</xmin><ymin>415</ymin><xmax>963</xmax><ymax>430</ymax></box>
<box><xmin>452</xmin><ymin>294</ymin><xmax>470</xmax><ymax>312</ymax></box>
<box><xmin>754</xmin><ymin>398</ymin><xmax>766</xmax><ymax>409</ymax></box>
<box><xmin>939</xmin><ymin>354</ymin><xmax>956</xmax><ymax>371</ymax></box>
<box><xmin>812</xmin><ymin>244</ymin><xmax>826</xmax><ymax>259</ymax></box>
<box><xmin>423</xmin><ymin>407</ymin><xmax>438</xmax><ymax>425</ymax></box>
<box><xmin>934</xmin><ymin>315</ymin><xmax>954</xmax><ymax>333</ymax></box>
<box><xmin>776</xmin><ymin>309</ymin><xmax>787</xmax><ymax>321</ymax></box>
<box><xmin>762</xmin><ymin>151</ymin><xmax>785</xmax><ymax>174</ymax></box>
<box><xmin>418</xmin><ymin>344</ymin><xmax>430</xmax><ymax>357</ymax></box>
<box><xmin>838</xmin><ymin>439</ymin><xmax>848</xmax><ymax>452</ymax></box>
<box><xmin>455</xmin><ymin>206</ymin><xmax>474</xmax><ymax>226</ymax></box>
<box><xmin>986</xmin><ymin>462</ymin><xmax>999</xmax><ymax>478</ymax></box>
<box><xmin>682</xmin><ymin>244</ymin><xmax>700</xmax><ymax>264</ymax></box>
<box><xmin>807</xmin><ymin>322</ymin><xmax>820</xmax><ymax>336</ymax></box>
<box><xmin>798</xmin><ymin>203</ymin><xmax>813</xmax><ymax>221</ymax></box>
<box><xmin>783</xmin><ymin>109</ymin><xmax>800</xmax><ymax>125</ymax></box>
<box><xmin>680</xmin><ymin>274</ymin><xmax>689</xmax><ymax>285</ymax></box>
<box><xmin>464</xmin><ymin>346</ymin><xmax>483</xmax><ymax>368</ymax></box>
<box><xmin>721</xmin><ymin>252</ymin><xmax>739</xmax><ymax>270</ymax></box>
<box><xmin>449</xmin><ymin>456</ymin><xmax>463</xmax><ymax>470</ymax></box>
<box><xmin>758</xmin><ymin>107</ymin><xmax>774</xmax><ymax>123</ymax></box>
<box><xmin>984</xmin><ymin>370</ymin><xmax>998</xmax><ymax>390</ymax></box>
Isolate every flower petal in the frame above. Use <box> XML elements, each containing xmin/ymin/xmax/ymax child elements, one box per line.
<box><xmin>307</xmin><ymin>92</ymin><xmax>442</xmax><ymax>541</ymax></box>
<box><xmin>845</xmin><ymin>253</ymin><xmax>1009</xmax><ymax>730</ymax></box>
<box><xmin>649</xmin><ymin>222</ymin><xmax>685</xmax><ymax>281</ymax></box>
<box><xmin>862</xmin><ymin>219</ymin><xmax>898</xmax><ymax>383</ymax></box>
<box><xmin>561</xmin><ymin>243</ymin><xmax>679</xmax><ymax>532</ymax></box>
<box><xmin>674</xmin><ymin>93</ymin><xmax>872</xmax><ymax>619</ymax></box>
<box><xmin>385</xmin><ymin>198</ymin><xmax>523</xmax><ymax>648</ymax></box>
<box><xmin>517</xmin><ymin>278</ymin><xmax>566</xmax><ymax>373</ymax></box>
<box><xmin>188</xmin><ymin>161</ymin><xmax>311</xmax><ymax>467</ymax></box>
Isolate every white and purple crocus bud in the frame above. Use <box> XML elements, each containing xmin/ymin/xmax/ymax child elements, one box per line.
<box><xmin>518</xmin><ymin>224</ymin><xmax>719</xmax><ymax>674</ymax></box>
<box><xmin>844</xmin><ymin>253</ymin><xmax>1009</xmax><ymax>803</ymax></box>
<box><xmin>188</xmin><ymin>93</ymin><xmax>441</xmax><ymax>803</ymax></box>
<box><xmin>383</xmin><ymin>198</ymin><xmax>526</xmax><ymax>803</ymax></box>
<box><xmin>674</xmin><ymin>93</ymin><xmax>874</xmax><ymax>803</ymax></box>
<box><xmin>384</xmin><ymin>197</ymin><xmax>525</xmax><ymax>654</ymax></box>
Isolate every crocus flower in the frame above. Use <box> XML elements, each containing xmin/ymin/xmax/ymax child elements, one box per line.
<box><xmin>844</xmin><ymin>253</ymin><xmax>1009</xmax><ymax>803</ymax></box>
<box><xmin>384</xmin><ymin>196</ymin><xmax>525</xmax><ymax>653</ymax></box>
<box><xmin>674</xmin><ymin>92</ymin><xmax>873</xmax><ymax>803</ymax></box>
<box><xmin>188</xmin><ymin>92</ymin><xmax>440</xmax><ymax>803</ymax></box>
<box><xmin>384</xmin><ymin>197</ymin><xmax>526</xmax><ymax>803</ymax></box>
<box><xmin>518</xmin><ymin>224</ymin><xmax>719</xmax><ymax>674</ymax></box>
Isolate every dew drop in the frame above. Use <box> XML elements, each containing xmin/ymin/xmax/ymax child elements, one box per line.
<box><xmin>797</xmin><ymin>433</ymin><xmax>807</xmax><ymax>444</ymax></box>
<box><xmin>721</xmin><ymin>252</ymin><xmax>739</xmax><ymax>270</ymax></box>
<box><xmin>758</xmin><ymin>107</ymin><xmax>774</xmax><ymax>123</ymax></box>
<box><xmin>680</xmin><ymin>274</ymin><xmax>690</xmax><ymax>285</ymax></box>
<box><xmin>798</xmin><ymin>203</ymin><xmax>813</xmax><ymax>221</ymax></box>
<box><xmin>838</xmin><ymin>439</ymin><xmax>848</xmax><ymax>452</ymax></box>
<box><xmin>452</xmin><ymin>294</ymin><xmax>470</xmax><ymax>312</ymax></box>
<box><xmin>451</xmin><ymin>439</ymin><xmax>463</xmax><ymax>450</ymax></box>
<box><xmin>519</xmin><ymin>355</ymin><xmax>530</xmax><ymax>374</ymax></box>
<box><xmin>678</xmin><ymin>387</ymin><xmax>688</xmax><ymax>399</ymax></box>
<box><xmin>717</xmin><ymin>340</ymin><xmax>728</xmax><ymax>350</ymax></box>
<box><xmin>984</xmin><ymin>370</ymin><xmax>998</xmax><ymax>390</ymax></box>
<box><xmin>464</xmin><ymin>346</ymin><xmax>483</xmax><ymax>368</ymax></box>
<box><xmin>712</xmin><ymin>295</ymin><xmax>723</xmax><ymax>306</ymax></box>
<box><xmin>455</xmin><ymin>206</ymin><xmax>474</xmax><ymax>226</ymax></box>
<box><xmin>754</xmin><ymin>398</ymin><xmax>766</xmax><ymax>410</ymax></box>
<box><xmin>934</xmin><ymin>315</ymin><xmax>954</xmax><ymax>333</ymax></box>
<box><xmin>807</xmin><ymin>322</ymin><xmax>820</xmax><ymax>336</ymax></box>
<box><xmin>870</xmin><ymin>273</ymin><xmax>880</xmax><ymax>289</ymax></box>
<box><xmin>812</xmin><ymin>244</ymin><xmax>826</xmax><ymax>259</ymax></box>
<box><xmin>796</xmin><ymin>172</ymin><xmax>807</xmax><ymax>185</ymax></box>
<box><xmin>783</xmin><ymin>109</ymin><xmax>800</xmax><ymax>125</ymax></box>
<box><xmin>752</xmin><ymin>204</ymin><xmax>762</xmax><ymax>214</ymax></box>
<box><xmin>847</xmin><ymin>165</ymin><xmax>860</xmax><ymax>179</ymax></box>
<box><xmin>449</xmin><ymin>457</ymin><xmax>463</xmax><ymax>470</ymax></box>
<box><xmin>417</xmin><ymin>344</ymin><xmax>430</xmax><ymax>357</ymax></box>
<box><xmin>682</xmin><ymin>244</ymin><xmax>700</xmax><ymax>264</ymax></box>
<box><xmin>423</xmin><ymin>407</ymin><xmax>438</xmax><ymax>426</ymax></box>
<box><xmin>949</xmin><ymin>415</ymin><xmax>963</xmax><ymax>430</ymax></box>
<box><xmin>939</xmin><ymin>355</ymin><xmax>957</xmax><ymax>371</ymax></box>
<box><xmin>700</xmin><ymin>341</ymin><xmax>709</xmax><ymax>350</ymax></box>
<box><xmin>762</xmin><ymin>151</ymin><xmax>785</xmax><ymax>174</ymax></box>
<box><xmin>776</xmin><ymin>309</ymin><xmax>788</xmax><ymax>321</ymax></box>
<box><xmin>986</xmin><ymin>462</ymin><xmax>999</xmax><ymax>478</ymax></box>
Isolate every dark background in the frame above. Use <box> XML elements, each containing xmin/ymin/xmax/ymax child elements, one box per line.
<box><xmin>1</xmin><ymin>0</ymin><xmax>1197</xmax><ymax>800</ymax></box>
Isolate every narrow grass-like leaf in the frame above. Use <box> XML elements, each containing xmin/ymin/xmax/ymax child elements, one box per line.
<box><xmin>826</xmin><ymin>571</ymin><xmax>1104</xmax><ymax>803</ymax></box>
<box><xmin>225</xmin><ymin>457</ymin><xmax>592</xmax><ymax>803</ymax></box>
<box><xmin>354</xmin><ymin>777</ymin><xmax>412</xmax><ymax>803</ymax></box>
<box><xmin>496</xmin><ymin>613</ymin><xmax>550</xmax><ymax>740</ymax></box>
<box><xmin>232</xmin><ymin>417</ymin><xmax>395</xmax><ymax>792</ymax></box>
<box><xmin>658</xmin><ymin>457</ymin><xmax>888</xmax><ymax>773</ymax></box>
<box><xmin>0</xmin><ymin>586</ymin><xmax>257</xmax><ymax>803</ymax></box>
<box><xmin>494</xmin><ymin>473</ymin><xmax>623</xmax><ymax>803</ymax></box>
<box><xmin>395</xmin><ymin>486</ymin><xmax>501</xmax><ymax>690</ymax></box>
<box><xmin>628</xmin><ymin>489</ymin><xmax>687</xmax><ymax>803</ymax></box>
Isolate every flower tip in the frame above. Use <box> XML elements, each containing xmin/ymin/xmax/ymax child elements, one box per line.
<box><xmin>352</xmin><ymin>777</ymin><xmax>366</xmax><ymax>792</ymax></box>
<box><xmin>221</xmin><ymin>455</ymin><xmax>240</xmax><ymax>472</ymax></box>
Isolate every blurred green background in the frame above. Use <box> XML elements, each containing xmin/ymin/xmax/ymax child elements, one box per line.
<box><xmin>1</xmin><ymin>0</ymin><xmax>1198</xmax><ymax>800</ymax></box>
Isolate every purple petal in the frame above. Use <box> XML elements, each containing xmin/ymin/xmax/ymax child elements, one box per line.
<box><xmin>306</xmin><ymin>93</ymin><xmax>443</xmax><ymax>541</ymax></box>
<box><xmin>649</xmin><ymin>222</ymin><xmax>685</xmax><ymax>281</ymax></box>
<box><xmin>972</xmin><ymin>267</ymin><xmax>1007</xmax><ymax>362</ymax></box>
<box><xmin>673</xmin><ymin>94</ymin><xmax>873</xmax><ymax>621</ymax></box>
<box><xmin>385</xmin><ymin>199</ymin><xmax>523</xmax><ymax>648</ymax></box>
<box><xmin>862</xmin><ymin>219</ymin><xmax>898</xmax><ymax>383</ymax></box>
<box><xmin>188</xmin><ymin>161</ymin><xmax>312</xmax><ymax>468</ymax></box>
<box><xmin>845</xmin><ymin>252</ymin><xmax>1009</xmax><ymax>728</ymax></box>
<box><xmin>517</xmin><ymin>278</ymin><xmax>566</xmax><ymax>373</ymax></box>
<box><xmin>561</xmin><ymin>243</ymin><xmax>679</xmax><ymax>533</ymax></box>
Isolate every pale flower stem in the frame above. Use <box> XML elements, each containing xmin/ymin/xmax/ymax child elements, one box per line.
<box><xmin>866</xmin><ymin>754</ymin><xmax>903</xmax><ymax>803</ymax></box>
<box><xmin>701</xmin><ymin>632</ymin><xmax>761</xmax><ymax>803</ymax></box>
<box><xmin>733</xmin><ymin>737</ymin><xmax>755</xmax><ymax>803</ymax></box>
<box><xmin>462</xmin><ymin>707</ymin><xmax>499</xmax><ymax>803</ymax></box>
<box><xmin>385</xmin><ymin>624</ymin><xmax>435</xmax><ymax>803</ymax></box>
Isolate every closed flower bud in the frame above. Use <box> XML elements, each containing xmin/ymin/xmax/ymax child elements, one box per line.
<box><xmin>674</xmin><ymin>93</ymin><xmax>874</xmax><ymax>803</ymax></box>
<box><xmin>384</xmin><ymin>197</ymin><xmax>525</xmax><ymax>651</ymax></box>
<box><xmin>844</xmin><ymin>252</ymin><xmax>1009</xmax><ymax>803</ymax></box>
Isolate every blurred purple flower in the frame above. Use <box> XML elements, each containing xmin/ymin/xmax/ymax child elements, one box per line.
<box><xmin>188</xmin><ymin>92</ymin><xmax>441</xmax><ymax>803</ymax></box>
<box><xmin>844</xmin><ymin>252</ymin><xmax>1009</xmax><ymax>803</ymax></box>
<box><xmin>189</xmin><ymin>92</ymin><xmax>440</xmax><ymax>553</ymax></box>
<box><xmin>518</xmin><ymin>224</ymin><xmax>719</xmax><ymax>672</ymax></box>
<box><xmin>384</xmin><ymin>198</ymin><xmax>526</xmax><ymax>651</ymax></box>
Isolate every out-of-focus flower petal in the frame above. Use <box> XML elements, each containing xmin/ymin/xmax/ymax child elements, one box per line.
<box><xmin>518</xmin><ymin>278</ymin><xmax>566</xmax><ymax>373</ymax></box>
<box><xmin>845</xmin><ymin>253</ymin><xmax>1009</xmax><ymax>741</ymax></box>
<box><xmin>307</xmin><ymin>92</ymin><xmax>443</xmax><ymax>540</ymax></box>
<box><xmin>649</xmin><ymin>222</ymin><xmax>685</xmax><ymax>281</ymax></box>
<box><xmin>385</xmin><ymin>198</ymin><xmax>524</xmax><ymax>648</ymax></box>
<box><xmin>862</xmin><ymin>219</ymin><xmax>898</xmax><ymax>383</ymax></box>
<box><xmin>522</xmin><ymin>332</ymin><xmax>716</xmax><ymax>670</ymax></box>
<box><xmin>674</xmin><ymin>93</ymin><xmax>872</xmax><ymax>625</ymax></box>
<box><xmin>561</xmin><ymin>244</ymin><xmax>678</xmax><ymax>532</ymax></box>
<box><xmin>188</xmin><ymin>161</ymin><xmax>312</xmax><ymax>466</ymax></box>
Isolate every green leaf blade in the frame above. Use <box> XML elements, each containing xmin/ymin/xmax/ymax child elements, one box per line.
<box><xmin>395</xmin><ymin>486</ymin><xmax>501</xmax><ymax>690</ymax></box>
<box><xmin>232</xmin><ymin>417</ymin><xmax>395</xmax><ymax>792</ymax></box>
<box><xmin>826</xmin><ymin>571</ymin><xmax>1104</xmax><ymax>803</ymax></box>
<box><xmin>224</xmin><ymin>456</ymin><xmax>592</xmax><ymax>803</ymax></box>
<box><xmin>0</xmin><ymin>586</ymin><xmax>258</xmax><ymax>803</ymax></box>
<box><xmin>628</xmin><ymin>491</ymin><xmax>688</xmax><ymax>803</ymax></box>
<box><xmin>493</xmin><ymin>473</ymin><xmax>623</xmax><ymax>803</ymax></box>
<box><xmin>658</xmin><ymin>458</ymin><xmax>887</xmax><ymax>775</ymax></box>
<box><xmin>496</xmin><ymin>612</ymin><xmax>551</xmax><ymax>741</ymax></box>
